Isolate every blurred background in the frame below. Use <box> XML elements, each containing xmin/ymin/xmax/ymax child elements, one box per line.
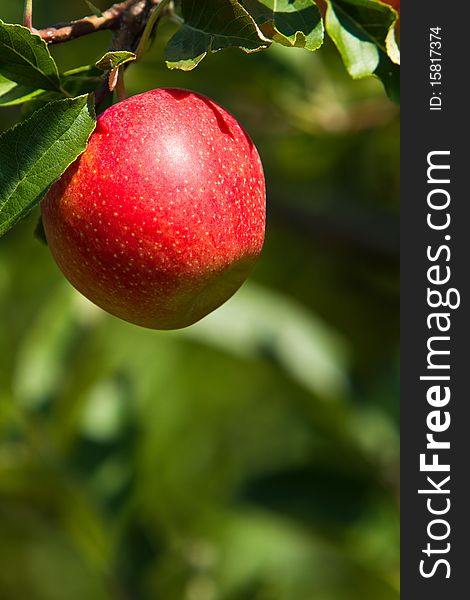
<box><xmin>0</xmin><ymin>1</ymin><xmax>399</xmax><ymax>599</ymax></box>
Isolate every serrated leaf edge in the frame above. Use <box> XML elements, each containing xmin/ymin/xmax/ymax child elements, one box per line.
<box><xmin>0</xmin><ymin>20</ymin><xmax>61</xmax><ymax>91</ymax></box>
<box><xmin>0</xmin><ymin>94</ymin><xmax>96</xmax><ymax>236</ymax></box>
<box><xmin>95</xmin><ymin>51</ymin><xmax>137</xmax><ymax>71</ymax></box>
<box><xmin>164</xmin><ymin>0</ymin><xmax>270</xmax><ymax>71</ymax></box>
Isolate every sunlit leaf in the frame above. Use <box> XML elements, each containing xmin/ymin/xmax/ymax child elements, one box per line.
<box><xmin>165</xmin><ymin>0</ymin><xmax>269</xmax><ymax>71</ymax></box>
<box><xmin>0</xmin><ymin>94</ymin><xmax>96</xmax><ymax>237</ymax></box>
<box><xmin>324</xmin><ymin>0</ymin><xmax>399</xmax><ymax>101</ymax></box>
<box><xmin>242</xmin><ymin>0</ymin><xmax>324</xmax><ymax>51</ymax></box>
<box><xmin>0</xmin><ymin>20</ymin><xmax>62</xmax><ymax>92</ymax></box>
<box><xmin>95</xmin><ymin>51</ymin><xmax>136</xmax><ymax>71</ymax></box>
<box><xmin>0</xmin><ymin>73</ymin><xmax>43</xmax><ymax>106</ymax></box>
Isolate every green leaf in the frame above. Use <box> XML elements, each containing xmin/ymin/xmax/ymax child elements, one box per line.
<box><xmin>0</xmin><ymin>20</ymin><xmax>62</xmax><ymax>92</ymax></box>
<box><xmin>374</xmin><ymin>51</ymin><xmax>399</xmax><ymax>103</ymax></box>
<box><xmin>21</xmin><ymin>91</ymin><xmax>63</xmax><ymax>119</ymax></box>
<box><xmin>324</xmin><ymin>0</ymin><xmax>399</xmax><ymax>101</ymax></box>
<box><xmin>165</xmin><ymin>0</ymin><xmax>270</xmax><ymax>71</ymax></box>
<box><xmin>95</xmin><ymin>51</ymin><xmax>137</xmax><ymax>71</ymax></box>
<box><xmin>0</xmin><ymin>94</ymin><xmax>96</xmax><ymax>238</ymax></box>
<box><xmin>0</xmin><ymin>73</ymin><xmax>43</xmax><ymax>106</ymax></box>
<box><xmin>20</xmin><ymin>67</ymin><xmax>102</xmax><ymax>149</ymax></box>
<box><xmin>241</xmin><ymin>0</ymin><xmax>324</xmax><ymax>51</ymax></box>
<box><xmin>385</xmin><ymin>10</ymin><xmax>400</xmax><ymax>66</ymax></box>
<box><xmin>61</xmin><ymin>65</ymin><xmax>103</xmax><ymax>96</ymax></box>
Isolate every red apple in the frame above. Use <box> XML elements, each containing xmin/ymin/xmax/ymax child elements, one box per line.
<box><xmin>41</xmin><ymin>89</ymin><xmax>266</xmax><ymax>329</ymax></box>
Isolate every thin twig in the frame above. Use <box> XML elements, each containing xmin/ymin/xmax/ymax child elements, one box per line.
<box><xmin>34</xmin><ymin>0</ymin><xmax>169</xmax><ymax>109</ymax></box>
<box><xmin>37</xmin><ymin>0</ymin><xmax>161</xmax><ymax>44</ymax></box>
<box><xmin>135</xmin><ymin>0</ymin><xmax>171</xmax><ymax>59</ymax></box>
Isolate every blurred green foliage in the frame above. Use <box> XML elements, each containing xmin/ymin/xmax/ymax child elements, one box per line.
<box><xmin>0</xmin><ymin>1</ymin><xmax>399</xmax><ymax>599</ymax></box>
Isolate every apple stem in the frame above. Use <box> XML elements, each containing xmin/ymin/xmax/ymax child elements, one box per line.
<box><xmin>23</xmin><ymin>0</ymin><xmax>33</xmax><ymax>30</ymax></box>
<box><xmin>115</xmin><ymin>67</ymin><xmax>127</xmax><ymax>103</ymax></box>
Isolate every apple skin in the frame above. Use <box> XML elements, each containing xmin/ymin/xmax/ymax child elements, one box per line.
<box><xmin>41</xmin><ymin>89</ymin><xmax>266</xmax><ymax>329</ymax></box>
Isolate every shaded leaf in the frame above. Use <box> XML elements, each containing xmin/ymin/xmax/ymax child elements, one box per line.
<box><xmin>0</xmin><ymin>95</ymin><xmax>96</xmax><ymax>237</ymax></box>
<box><xmin>0</xmin><ymin>73</ymin><xmax>43</xmax><ymax>106</ymax></box>
<box><xmin>242</xmin><ymin>0</ymin><xmax>324</xmax><ymax>51</ymax></box>
<box><xmin>61</xmin><ymin>65</ymin><xmax>103</xmax><ymax>97</ymax></box>
<box><xmin>374</xmin><ymin>50</ymin><xmax>399</xmax><ymax>103</ymax></box>
<box><xmin>165</xmin><ymin>0</ymin><xmax>269</xmax><ymax>71</ymax></box>
<box><xmin>0</xmin><ymin>20</ymin><xmax>62</xmax><ymax>92</ymax></box>
<box><xmin>95</xmin><ymin>51</ymin><xmax>136</xmax><ymax>71</ymax></box>
<box><xmin>324</xmin><ymin>0</ymin><xmax>399</xmax><ymax>100</ymax></box>
<box><xmin>21</xmin><ymin>91</ymin><xmax>63</xmax><ymax>119</ymax></box>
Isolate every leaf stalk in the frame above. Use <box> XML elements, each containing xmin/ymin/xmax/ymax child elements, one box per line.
<box><xmin>135</xmin><ymin>0</ymin><xmax>172</xmax><ymax>59</ymax></box>
<box><xmin>23</xmin><ymin>0</ymin><xmax>33</xmax><ymax>31</ymax></box>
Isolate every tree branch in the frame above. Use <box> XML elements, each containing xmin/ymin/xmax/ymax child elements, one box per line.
<box><xmin>37</xmin><ymin>0</ymin><xmax>161</xmax><ymax>45</ymax></box>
